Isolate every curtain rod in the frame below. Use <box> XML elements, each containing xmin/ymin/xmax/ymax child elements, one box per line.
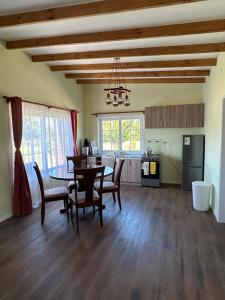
<box><xmin>3</xmin><ymin>96</ymin><xmax>79</xmax><ymax>113</ymax></box>
<box><xmin>91</xmin><ymin>110</ymin><xmax>144</xmax><ymax>116</ymax></box>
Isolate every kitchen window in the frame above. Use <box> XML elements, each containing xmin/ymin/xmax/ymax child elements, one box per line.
<box><xmin>98</xmin><ymin>114</ymin><xmax>144</xmax><ymax>154</ymax></box>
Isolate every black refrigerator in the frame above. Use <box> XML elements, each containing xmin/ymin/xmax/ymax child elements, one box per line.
<box><xmin>181</xmin><ymin>135</ymin><xmax>205</xmax><ymax>191</ymax></box>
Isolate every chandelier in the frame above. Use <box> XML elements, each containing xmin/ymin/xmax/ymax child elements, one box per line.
<box><xmin>104</xmin><ymin>57</ymin><xmax>131</xmax><ymax>107</ymax></box>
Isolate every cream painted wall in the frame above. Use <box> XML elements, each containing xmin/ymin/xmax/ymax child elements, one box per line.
<box><xmin>84</xmin><ymin>83</ymin><xmax>203</xmax><ymax>184</ymax></box>
<box><xmin>204</xmin><ymin>52</ymin><xmax>225</xmax><ymax>222</ymax></box>
<box><xmin>0</xmin><ymin>42</ymin><xmax>84</xmax><ymax>222</ymax></box>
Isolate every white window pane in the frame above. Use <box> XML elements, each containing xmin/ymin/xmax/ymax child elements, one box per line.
<box><xmin>99</xmin><ymin>116</ymin><xmax>143</xmax><ymax>153</ymax></box>
<box><xmin>21</xmin><ymin>103</ymin><xmax>73</xmax><ymax>172</ymax></box>
<box><xmin>121</xmin><ymin>119</ymin><xmax>141</xmax><ymax>152</ymax></box>
<box><xmin>101</xmin><ymin>120</ymin><xmax>119</xmax><ymax>151</ymax></box>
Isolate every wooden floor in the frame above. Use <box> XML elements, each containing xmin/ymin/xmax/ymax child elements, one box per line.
<box><xmin>0</xmin><ymin>185</ymin><xmax>225</xmax><ymax>300</ymax></box>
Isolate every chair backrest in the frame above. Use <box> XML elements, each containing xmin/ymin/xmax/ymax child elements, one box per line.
<box><xmin>74</xmin><ymin>166</ymin><xmax>105</xmax><ymax>203</ymax></box>
<box><xmin>33</xmin><ymin>162</ymin><xmax>45</xmax><ymax>201</ymax></box>
<box><xmin>66</xmin><ymin>155</ymin><xmax>87</xmax><ymax>171</ymax></box>
<box><xmin>112</xmin><ymin>158</ymin><xmax>124</xmax><ymax>186</ymax></box>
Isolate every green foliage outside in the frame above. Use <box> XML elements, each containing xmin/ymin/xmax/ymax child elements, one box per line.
<box><xmin>102</xmin><ymin>119</ymin><xmax>141</xmax><ymax>152</ymax></box>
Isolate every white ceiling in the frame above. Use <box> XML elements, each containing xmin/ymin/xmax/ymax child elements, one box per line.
<box><xmin>0</xmin><ymin>0</ymin><xmax>224</xmax><ymax>78</ymax></box>
<box><xmin>0</xmin><ymin>0</ymin><xmax>95</xmax><ymax>15</ymax></box>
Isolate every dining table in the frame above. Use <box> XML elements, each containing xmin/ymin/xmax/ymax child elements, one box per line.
<box><xmin>49</xmin><ymin>164</ymin><xmax>113</xmax><ymax>181</ymax></box>
<box><xmin>49</xmin><ymin>164</ymin><xmax>113</xmax><ymax>212</ymax></box>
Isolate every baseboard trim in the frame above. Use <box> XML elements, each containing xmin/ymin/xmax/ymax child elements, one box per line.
<box><xmin>0</xmin><ymin>212</ymin><xmax>12</xmax><ymax>223</ymax></box>
<box><xmin>121</xmin><ymin>182</ymin><xmax>141</xmax><ymax>186</ymax></box>
<box><xmin>121</xmin><ymin>180</ymin><xmax>181</xmax><ymax>186</ymax></box>
<box><xmin>161</xmin><ymin>180</ymin><xmax>181</xmax><ymax>185</ymax></box>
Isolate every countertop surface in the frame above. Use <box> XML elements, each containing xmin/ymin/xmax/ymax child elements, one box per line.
<box><xmin>102</xmin><ymin>154</ymin><xmax>142</xmax><ymax>160</ymax></box>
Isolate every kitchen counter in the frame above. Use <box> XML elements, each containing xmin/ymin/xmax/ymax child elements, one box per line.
<box><xmin>102</xmin><ymin>154</ymin><xmax>142</xmax><ymax>159</ymax></box>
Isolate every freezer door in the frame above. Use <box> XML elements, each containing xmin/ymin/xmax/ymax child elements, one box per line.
<box><xmin>182</xmin><ymin>135</ymin><xmax>205</xmax><ymax>167</ymax></box>
<box><xmin>182</xmin><ymin>166</ymin><xmax>204</xmax><ymax>191</ymax></box>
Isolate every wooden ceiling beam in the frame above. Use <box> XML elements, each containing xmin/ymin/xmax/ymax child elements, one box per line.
<box><xmin>65</xmin><ymin>70</ymin><xmax>210</xmax><ymax>78</ymax></box>
<box><xmin>77</xmin><ymin>78</ymin><xmax>206</xmax><ymax>84</ymax></box>
<box><xmin>35</xmin><ymin>42</ymin><xmax>224</xmax><ymax>63</ymax></box>
<box><xmin>0</xmin><ymin>0</ymin><xmax>204</xmax><ymax>28</ymax></box>
<box><xmin>6</xmin><ymin>19</ymin><xmax>225</xmax><ymax>49</ymax></box>
<box><xmin>51</xmin><ymin>59</ymin><xmax>216</xmax><ymax>71</ymax></box>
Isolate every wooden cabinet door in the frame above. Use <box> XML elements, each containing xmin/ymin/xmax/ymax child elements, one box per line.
<box><xmin>130</xmin><ymin>159</ymin><xmax>141</xmax><ymax>183</ymax></box>
<box><xmin>145</xmin><ymin>103</ymin><xmax>204</xmax><ymax>128</ymax></box>
<box><xmin>121</xmin><ymin>159</ymin><xmax>129</xmax><ymax>182</ymax></box>
<box><xmin>121</xmin><ymin>159</ymin><xmax>141</xmax><ymax>183</ymax></box>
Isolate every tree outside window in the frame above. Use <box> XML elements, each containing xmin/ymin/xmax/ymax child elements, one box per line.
<box><xmin>99</xmin><ymin>115</ymin><xmax>143</xmax><ymax>154</ymax></box>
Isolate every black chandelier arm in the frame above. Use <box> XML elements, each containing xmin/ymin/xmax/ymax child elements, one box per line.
<box><xmin>116</xmin><ymin>57</ymin><xmax>119</xmax><ymax>90</ymax></box>
<box><xmin>108</xmin><ymin>58</ymin><xmax>116</xmax><ymax>90</ymax></box>
<box><xmin>119</xmin><ymin>58</ymin><xmax>128</xmax><ymax>91</ymax></box>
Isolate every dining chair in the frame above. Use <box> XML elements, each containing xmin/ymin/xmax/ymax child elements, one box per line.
<box><xmin>69</xmin><ymin>166</ymin><xmax>105</xmax><ymax>233</ymax></box>
<box><xmin>66</xmin><ymin>155</ymin><xmax>88</xmax><ymax>192</ymax></box>
<box><xmin>33</xmin><ymin>162</ymin><xmax>69</xmax><ymax>224</ymax></box>
<box><xmin>94</xmin><ymin>158</ymin><xmax>124</xmax><ymax>210</ymax></box>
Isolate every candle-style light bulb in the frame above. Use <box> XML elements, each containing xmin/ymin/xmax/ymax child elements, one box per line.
<box><xmin>112</xmin><ymin>95</ymin><xmax>118</xmax><ymax>107</ymax></box>
<box><xmin>106</xmin><ymin>92</ymin><xmax>112</xmax><ymax>105</ymax></box>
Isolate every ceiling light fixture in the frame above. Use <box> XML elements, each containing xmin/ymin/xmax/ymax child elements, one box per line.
<box><xmin>104</xmin><ymin>57</ymin><xmax>131</xmax><ymax>106</ymax></box>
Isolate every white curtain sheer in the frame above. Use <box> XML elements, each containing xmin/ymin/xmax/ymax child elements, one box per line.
<box><xmin>21</xmin><ymin>103</ymin><xmax>73</xmax><ymax>207</ymax></box>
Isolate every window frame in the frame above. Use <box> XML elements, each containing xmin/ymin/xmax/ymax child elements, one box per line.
<box><xmin>98</xmin><ymin>114</ymin><xmax>144</xmax><ymax>155</ymax></box>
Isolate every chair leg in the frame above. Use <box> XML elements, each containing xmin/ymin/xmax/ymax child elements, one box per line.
<box><xmin>117</xmin><ymin>189</ymin><xmax>122</xmax><ymax>210</ymax></box>
<box><xmin>41</xmin><ymin>202</ymin><xmax>45</xmax><ymax>224</ymax></box>
<box><xmin>112</xmin><ymin>191</ymin><xmax>116</xmax><ymax>203</ymax></box>
<box><xmin>70</xmin><ymin>201</ymin><xmax>74</xmax><ymax>225</ymax></box>
<box><xmin>75</xmin><ymin>207</ymin><xmax>79</xmax><ymax>233</ymax></box>
<box><xmin>99</xmin><ymin>206</ymin><xmax>103</xmax><ymax>227</ymax></box>
<box><xmin>93</xmin><ymin>205</ymin><xmax>96</xmax><ymax>216</ymax></box>
<box><xmin>66</xmin><ymin>199</ymin><xmax>70</xmax><ymax>223</ymax></box>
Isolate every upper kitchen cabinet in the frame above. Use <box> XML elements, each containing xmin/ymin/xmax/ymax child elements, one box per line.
<box><xmin>145</xmin><ymin>103</ymin><xmax>204</xmax><ymax>129</ymax></box>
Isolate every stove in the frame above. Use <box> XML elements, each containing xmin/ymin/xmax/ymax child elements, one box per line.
<box><xmin>141</xmin><ymin>154</ymin><xmax>161</xmax><ymax>188</ymax></box>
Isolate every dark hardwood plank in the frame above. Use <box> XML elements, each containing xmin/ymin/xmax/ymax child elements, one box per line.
<box><xmin>0</xmin><ymin>185</ymin><xmax>225</xmax><ymax>300</ymax></box>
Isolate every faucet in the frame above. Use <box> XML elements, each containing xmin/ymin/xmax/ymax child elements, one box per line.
<box><xmin>145</xmin><ymin>146</ymin><xmax>152</xmax><ymax>157</ymax></box>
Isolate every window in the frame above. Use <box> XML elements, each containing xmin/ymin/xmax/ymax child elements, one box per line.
<box><xmin>98</xmin><ymin>114</ymin><xmax>144</xmax><ymax>154</ymax></box>
<box><xmin>21</xmin><ymin>102</ymin><xmax>73</xmax><ymax>207</ymax></box>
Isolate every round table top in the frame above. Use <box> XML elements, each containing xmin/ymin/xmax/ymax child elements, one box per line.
<box><xmin>49</xmin><ymin>164</ymin><xmax>113</xmax><ymax>181</ymax></box>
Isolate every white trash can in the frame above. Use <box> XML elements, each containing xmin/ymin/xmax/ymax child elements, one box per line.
<box><xmin>192</xmin><ymin>181</ymin><xmax>211</xmax><ymax>211</ymax></box>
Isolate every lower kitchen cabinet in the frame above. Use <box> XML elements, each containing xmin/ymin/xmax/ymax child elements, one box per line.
<box><xmin>101</xmin><ymin>156</ymin><xmax>141</xmax><ymax>184</ymax></box>
<box><xmin>121</xmin><ymin>159</ymin><xmax>141</xmax><ymax>184</ymax></box>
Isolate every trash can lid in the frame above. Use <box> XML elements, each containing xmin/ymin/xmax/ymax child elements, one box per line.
<box><xmin>192</xmin><ymin>181</ymin><xmax>211</xmax><ymax>187</ymax></box>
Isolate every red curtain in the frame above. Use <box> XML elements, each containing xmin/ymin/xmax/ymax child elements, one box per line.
<box><xmin>10</xmin><ymin>97</ymin><xmax>32</xmax><ymax>216</ymax></box>
<box><xmin>71</xmin><ymin>110</ymin><xmax>78</xmax><ymax>156</ymax></box>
